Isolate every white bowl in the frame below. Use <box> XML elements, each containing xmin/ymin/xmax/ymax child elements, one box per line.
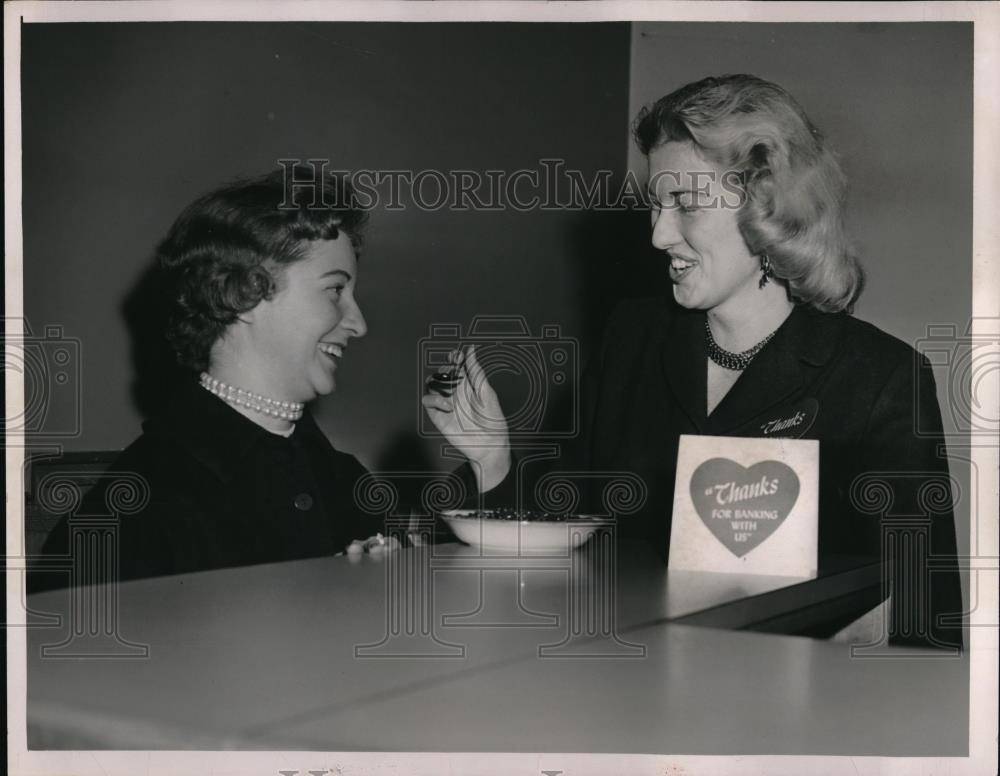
<box><xmin>439</xmin><ymin>510</ymin><xmax>605</xmax><ymax>554</ymax></box>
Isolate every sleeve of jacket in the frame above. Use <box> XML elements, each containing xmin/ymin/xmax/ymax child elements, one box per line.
<box><xmin>860</xmin><ymin>349</ymin><xmax>964</xmax><ymax>649</ymax></box>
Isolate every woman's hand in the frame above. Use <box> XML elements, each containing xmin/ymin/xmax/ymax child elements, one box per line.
<box><xmin>421</xmin><ymin>345</ymin><xmax>511</xmax><ymax>492</ymax></box>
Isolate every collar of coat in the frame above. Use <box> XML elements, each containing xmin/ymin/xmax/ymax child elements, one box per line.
<box><xmin>660</xmin><ymin>302</ymin><xmax>843</xmax><ymax>434</ymax></box>
<box><xmin>143</xmin><ymin>378</ymin><xmax>329</xmax><ymax>484</ymax></box>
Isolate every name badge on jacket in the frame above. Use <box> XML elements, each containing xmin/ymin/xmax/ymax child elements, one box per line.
<box><xmin>758</xmin><ymin>398</ymin><xmax>819</xmax><ymax>438</ymax></box>
<box><xmin>669</xmin><ymin>434</ymin><xmax>819</xmax><ymax>577</ymax></box>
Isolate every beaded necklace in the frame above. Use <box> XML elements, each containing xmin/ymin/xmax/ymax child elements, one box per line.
<box><xmin>704</xmin><ymin>319</ymin><xmax>778</xmax><ymax>371</ymax></box>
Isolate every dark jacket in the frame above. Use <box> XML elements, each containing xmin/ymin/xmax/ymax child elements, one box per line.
<box><xmin>483</xmin><ymin>298</ymin><xmax>963</xmax><ymax>648</ymax></box>
<box><xmin>35</xmin><ymin>380</ymin><xmax>381</xmax><ymax>586</ymax></box>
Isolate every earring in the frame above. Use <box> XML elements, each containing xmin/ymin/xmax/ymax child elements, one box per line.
<box><xmin>758</xmin><ymin>253</ymin><xmax>773</xmax><ymax>289</ymax></box>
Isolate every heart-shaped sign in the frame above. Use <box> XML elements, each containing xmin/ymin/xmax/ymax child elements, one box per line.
<box><xmin>689</xmin><ymin>458</ymin><xmax>800</xmax><ymax>557</ymax></box>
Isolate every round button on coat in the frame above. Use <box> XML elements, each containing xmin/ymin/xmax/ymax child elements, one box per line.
<box><xmin>293</xmin><ymin>493</ymin><xmax>314</xmax><ymax>511</ymax></box>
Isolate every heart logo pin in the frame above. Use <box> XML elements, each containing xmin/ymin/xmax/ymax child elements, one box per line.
<box><xmin>689</xmin><ymin>458</ymin><xmax>800</xmax><ymax>557</ymax></box>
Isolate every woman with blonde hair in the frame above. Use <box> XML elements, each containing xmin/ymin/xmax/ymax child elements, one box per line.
<box><xmin>426</xmin><ymin>74</ymin><xmax>962</xmax><ymax>649</ymax></box>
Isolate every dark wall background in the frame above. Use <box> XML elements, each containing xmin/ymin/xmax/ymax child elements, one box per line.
<box><xmin>22</xmin><ymin>22</ymin><xmax>636</xmax><ymax>469</ymax></box>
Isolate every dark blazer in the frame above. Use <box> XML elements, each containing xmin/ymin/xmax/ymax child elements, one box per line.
<box><xmin>34</xmin><ymin>380</ymin><xmax>382</xmax><ymax>588</ymax></box>
<box><xmin>486</xmin><ymin>297</ymin><xmax>963</xmax><ymax>648</ymax></box>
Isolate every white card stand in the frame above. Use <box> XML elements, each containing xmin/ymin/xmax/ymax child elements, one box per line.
<box><xmin>669</xmin><ymin>434</ymin><xmax>819</xmax><ymax>578</ymax></box>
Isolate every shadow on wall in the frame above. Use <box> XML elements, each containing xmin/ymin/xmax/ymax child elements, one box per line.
<box><xmin>121</xmin><ymin>258</ymin><xmax>189</xmax><ymax>420</ymax></box>
<box><xmin>573</xmin><ymin>204</ymin><xmax>664</xmax><ymax>345</ymax></box>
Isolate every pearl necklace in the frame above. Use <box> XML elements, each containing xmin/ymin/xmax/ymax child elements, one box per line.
<box><xmin>705</xmin><ymin>319</ymin><xmax>778</xmax><ymax>371</ymax></box>
<box><xmin>199</xmin><ymin>372</ymin><xmax>304</xmax><ymax>421</ymax></box>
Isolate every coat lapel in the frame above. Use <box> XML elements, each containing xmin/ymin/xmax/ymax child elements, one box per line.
<box><xmin>706</xmin><ymin>305</ymin><xmax>840</xmax><ymax>435</ymax></box>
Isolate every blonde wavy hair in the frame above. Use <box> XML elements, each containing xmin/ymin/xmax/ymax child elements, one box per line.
<box><xmin>634</xmin><ymin>74</ymin><xmax>864</xmax><ymax>312</ymax></box>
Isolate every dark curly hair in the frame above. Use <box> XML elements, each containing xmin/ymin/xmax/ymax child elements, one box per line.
<box><xmin>633</xmin><ymin>74</ymin><xmax>864</xmax><ymax>313</ymax></box>
<box><xmin>157</xmin><ymin>165</ymin><xmax>368</xmax><ymax>372</ymax></box>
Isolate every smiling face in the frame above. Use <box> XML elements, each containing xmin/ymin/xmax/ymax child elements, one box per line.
<box><xmin>237</xmin><ymin>235</ymin><xmax>367</xmax><ymax>403</ymax></box>
<box><xmin>647</xmin><ymin>141</ymin><xmax>760</xmax><ymax>316</ymax></box>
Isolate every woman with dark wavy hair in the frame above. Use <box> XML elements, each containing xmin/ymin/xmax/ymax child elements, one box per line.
<box><xmin>40</xmin><ymin>166</ymin><xmax>384</xmax><ymax>581</ymax></box>
<box><xmin>158</xmin><ymin>167</ymin><xmax>368</xmax><ymax>421</ymax></box>
<box><xmin>428</xmin><ymin>75</ymin><xmax>962</xmax><ymax>649</ymax></box>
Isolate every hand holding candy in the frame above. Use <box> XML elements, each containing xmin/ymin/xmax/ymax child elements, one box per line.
<box><xmin>345</xmin><ymin>532</ymin><xmax>402</xmax><ymax>556</ymax></box>
<box><xmin>421</xmin><ymin>345</ymin><xmax>511</xmax><ymax>491</ymax></box>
